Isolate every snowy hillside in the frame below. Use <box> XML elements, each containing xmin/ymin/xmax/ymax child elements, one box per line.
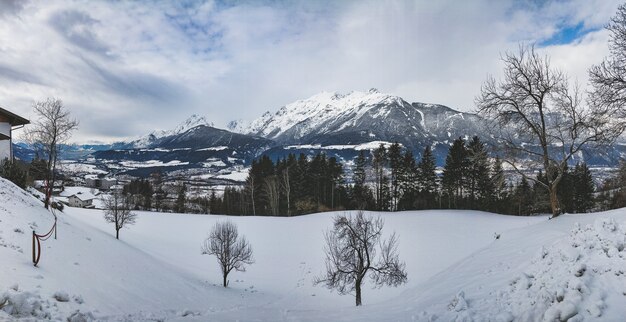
<box><xmin>2</xmin><ymin>177</ymin><xmax>626</xmax><ymax>321</ymax></box>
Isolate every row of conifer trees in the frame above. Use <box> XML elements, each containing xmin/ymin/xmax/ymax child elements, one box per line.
<box><xmin>206</xmin><ymin>136</ymin><xmax>597</xmax><ymax>216</ymax></box>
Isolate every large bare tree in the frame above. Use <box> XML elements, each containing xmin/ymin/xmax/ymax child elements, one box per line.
<box><xmin>476</xmin><ymin>45</ymin><xmax>624</xmax><ymax>217</ymax></box>
<box><xmin>314</xmin><ymin>211</ymin><xmax>407</xmax><ymax>306</ymax></box>
<box><xmin>27</xmin><ymin>98</ymin><xmax>78</xmax><ymax>209</ymax></box>
<box><xmin>103</xmin><ymin>191</ymin><xmax>137</xmax><ymax>240</ymax></box>
<box><xmin>589</xmin><ymin>2</ymin><xmax>626</xmax><ymax>123</ymax></box>
<box><xmin>201</xmin><ymin>220</ymin><xmax>254</xmax><ymax>287</ymax></box>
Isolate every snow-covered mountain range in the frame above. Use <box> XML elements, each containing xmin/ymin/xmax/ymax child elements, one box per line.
<box><xmin>228</xmin><ymin>89</ymin><xmax>484</xmax><ymax>151</ymax></box>
<box><xmin>14</xmin><ymin>89</ymin><xmax>625</xmax><ymax>177</ymax></box>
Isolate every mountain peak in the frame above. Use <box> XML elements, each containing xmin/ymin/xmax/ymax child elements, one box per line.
<box><xmin>229</xmin><ymin>89</ymin><xmax>414</xmax><ymax>141</ymax></box>
<box><xmin>173</xmin><ymin>114</ymin><xmax>213</xmax><ymax>134</ymax></box>
<box><xmin>129</xmin><ymin>114</ymin><xmax>214</xmax><ymax>148</ymax></box>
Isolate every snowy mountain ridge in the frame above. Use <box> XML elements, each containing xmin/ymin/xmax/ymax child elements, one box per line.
<box><xmin>228</xmin><ymin>88</ymin><xmax>408</xmax><ymax>138</ymax></box>
<box><xmin>129</xmin><ymin>114</ymin><xmax>214</xmax><ymax>148</ymax></box>
<box><xmin>227</xmin><ymin>88</ymin><xmax>484</xmax><ymax>150</ymax></box>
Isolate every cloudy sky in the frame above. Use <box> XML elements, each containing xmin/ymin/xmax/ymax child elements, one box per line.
<box><xmin>0</xmin><ymin>0</ymin><xmax>622</xmax><ymax>143</ymax></box>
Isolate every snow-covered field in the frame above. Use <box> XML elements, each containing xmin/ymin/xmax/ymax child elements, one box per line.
<box><xmin>1</xmin><ymin>177</ymin><xmax>625</xmax><ymax>321</ymax></box>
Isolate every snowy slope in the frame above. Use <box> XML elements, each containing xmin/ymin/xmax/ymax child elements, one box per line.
<box><xmin>0</xmin><ymin>178</ymin><xmax>259</xmax><ymax>321</ymax></box>
<box><xmin>2</xmin><ymin>176</ymin><xmax>626</xmax><ymax>321</ymax></box>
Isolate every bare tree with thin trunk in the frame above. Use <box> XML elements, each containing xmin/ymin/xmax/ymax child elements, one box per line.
<box><xmin>280</xmin><ymin>168</ymin><xmax>291</xmax><ymax>216</ymax></box>
<box><xmin>314</xmin><ymin>210</ymin><xmax>407</xmax><ymax>306</ymax></box>
<box><xmin>264</xmin><ymin>175</ymin><xmax>280</xmax><ymax>216</ymax></box>
<box><xmin>103</xmin><ymin>191</ymin><xmax>137</xmax><ymax>240</ymax></box>
<box><xmin>476</xmin><ymin>45</ymin><xmax>624</xmax><ymax>218</ymax></box>
<box><xmin>246</xmin><ymin>175</ymin><xmax>256</xmax><ymax>216</ymax></box>
<box><xmin>26</xmin><ymin>98</ymin><xmax>78</xmax><ymax>209</ymax></box>
<box><xmin>201</xmin><ymin>221</ymin><xmax>254</xmax><ymax>287</ymax></box>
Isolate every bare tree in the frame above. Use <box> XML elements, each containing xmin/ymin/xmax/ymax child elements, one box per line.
<box><xmin>264</xmin><ymin>175</ymin><xmax>280</xmax><ymax>216</ymax></box>
<box><xmin>476</xmin><ymin>45</ymin><xmax>624</xmax><ymax>217</ymax></box>
<box><xmin>245</xmin><ymin>175</ymin><xmax>256</xmax><ymax>215</ymax></box>
<box><xmin>201</xmin><ymin>221</ymin><xmax>254</xmax><ymax>287</ymax></box>
<box><xmin>26</xmin><ymin>98</ymin><xmax>78</xmax><ymax>209</ymax></box>
<box><xmin>589</xmin><ymin>3</ymin><xmax>626</xmax><ymax>124</ymax></box>
<box><xmin>314</xmin><ymin>211</ymin><xmax>407</xmax><ymax>306</ymax></box>
<box><xmin>280</xmin><ymin>168</ymin><xmax>291</xmax><ymax>216</ymax></box>
<box><xmin>103</xmin><ymin>191</ymin><xmax>137</xmax><ymax>240</ymax></box>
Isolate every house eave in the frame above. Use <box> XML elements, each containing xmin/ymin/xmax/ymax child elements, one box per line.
<box><xmin>0</xmin><ymin>107</ymin><xmax>30</xmax><ymax>126</ymax></box>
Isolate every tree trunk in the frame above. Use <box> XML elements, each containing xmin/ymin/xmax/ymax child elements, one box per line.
<box><xmin>223</xmin><ymin>273</ymin><xmax>228</xmax><ymax>287</ymax></box>
<box><xmin>116</xmin><ymin>228</ymin><xmax>119</xmax><ymax>240</ymax></box>
<box><xmin>549</xmin><ymin>186</ymin><xmax>561</xmax><ymax>218</ymax></box>
<box><xmin>355</xmin><ymin>279</ymin><xmax>362</xmax><ymax>306</ymax></box>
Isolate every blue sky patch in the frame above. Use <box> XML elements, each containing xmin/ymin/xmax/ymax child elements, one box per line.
<box><xmin>539</xmin><ymin>22</ymin><xmax>597</xmax><ymax>46</ymax></box>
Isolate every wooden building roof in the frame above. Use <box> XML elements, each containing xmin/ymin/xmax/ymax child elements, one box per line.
<box><xmin>0</xmin><ymin>107</ymin><xmax>29</xmax><ymax>126</ymax></box>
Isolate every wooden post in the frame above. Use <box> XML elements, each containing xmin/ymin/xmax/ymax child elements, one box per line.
<box><xmin>32</xmin><ymin>230</ymin><xmax>36</xmax><ymax>266</ymax></box>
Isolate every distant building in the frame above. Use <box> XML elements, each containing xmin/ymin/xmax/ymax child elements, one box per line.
<box><xmin>68</xmin><ymin>192</ymin><xmax>96</xmax><ymax>208</ymax></box>
<box><xmin>101</xmin><ymin>178</ymin><xmax>117</xmax><ymax>190</ymax></box>
<box><xmin>0</xmin><ymin>107</ymin><xmax>29</xmax><ymax>161</ymax></box>
<box><xmin>85</xmin><ymin>175</ymin><xmax>117</xmax><ymax>190</ymax></box>
<box><xmin>33</xmin><ymin>180</ymin><xmax>64</xmax><ymax>195</ymax></box>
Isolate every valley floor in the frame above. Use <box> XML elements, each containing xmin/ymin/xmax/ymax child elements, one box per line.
<box><xmin>1</xmin><ymin>177</ymin><xmax>625</xmax><ymax>321</ymax></box>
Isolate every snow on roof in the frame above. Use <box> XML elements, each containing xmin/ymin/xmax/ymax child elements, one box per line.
<box><xmin>60</xmin><ymin>186</ymin><xmax>98</xmax><ymax>198</ymax></box>
<box><xmin>69</xmin><ymin>191</ymin><xmax>96</xmax><ymax>202</ymax></box>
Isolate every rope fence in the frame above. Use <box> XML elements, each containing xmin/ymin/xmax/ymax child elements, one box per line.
<box><xmin>32</xmin><ymin>208</ymin><xmax>57</xmax><ymax>267</ymax></box>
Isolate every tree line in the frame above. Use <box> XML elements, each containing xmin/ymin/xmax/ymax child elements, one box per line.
<box><xmin>202</xmin><ymin>137</ymin><xmax>601</xmax><ymax>217</ymax></box>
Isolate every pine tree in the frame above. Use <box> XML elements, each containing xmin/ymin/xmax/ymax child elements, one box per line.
<box><xmin>373</xmin><ymin>144</ymin><xmax>390</xmax><ymax>211</ymax></box>
<box><xmin>466</xmin><ymin>136</ymin><xmax>492</xmax><ymax>209</ymax></box>
<box><xmin>442</xmin><ymin>137</ymin><xmax>468</xmax><ymax>208</ymax></box>
<box><xmin>417</xmin><ymin>145</ymin><xmax>438</xmax><ymax>209</ymax></box>
<box><xmin>398</xmin><ymin>150</ymin><xmax>418</xmax><ymax>210</ymax></box>
<box><xmin>491</xmin><ymin>157</ymin><xmax>506</xmax><ymax>212</ymax></box>
<box><xmin>572</xmin><ymin>163</ymin><xmax>595</xmax><ymax>213</ymax></box>
<box><xmin>514</xmin><ymin>177</ymin><xmax>533</xmax><ymax>215</ymax></box>
<box><xmin>387</xmin><ymin>142</ymin><xmax>403</xmax><ymax>211</ymax></box>
<box><xmin>557</xmin><ymin>164</ymin><xmax>575</xmax><ymax>213</ymax></box>
<box><xmin>175</xmin><ymin>182</ymin><xmax>187</xmax><ymax>213</ymax></box>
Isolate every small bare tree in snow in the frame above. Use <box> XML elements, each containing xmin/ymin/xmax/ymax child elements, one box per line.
<box><xmin>201</xmin><ymin>221</ymin><xmax>254</xmax><ymax>287</ymax></box>
<box><xmin>314</xmin><ymin>210</ymin><xmax>407</xmax><ymax>306</ymax></box>
<box><xmin>103</xmin><ymin>191</ymin><xmax>137</xmax><ymax>240</ymax></box>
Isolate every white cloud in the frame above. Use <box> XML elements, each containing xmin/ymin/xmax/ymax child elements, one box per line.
<box><xmin>0</xmin><ymin>0</ymin><xmax>622</xmax><ymax>143</ymax></box>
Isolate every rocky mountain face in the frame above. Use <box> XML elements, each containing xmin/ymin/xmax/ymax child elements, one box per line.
<box><xmin>228</xmin><ymin>89</ymin><xmax>486</xmax><ymax>160</ymax></box>
<box><xmin>229</xmin><ymin>89</ymin><xmax>484</xmax><ymax>147</ymax></box>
